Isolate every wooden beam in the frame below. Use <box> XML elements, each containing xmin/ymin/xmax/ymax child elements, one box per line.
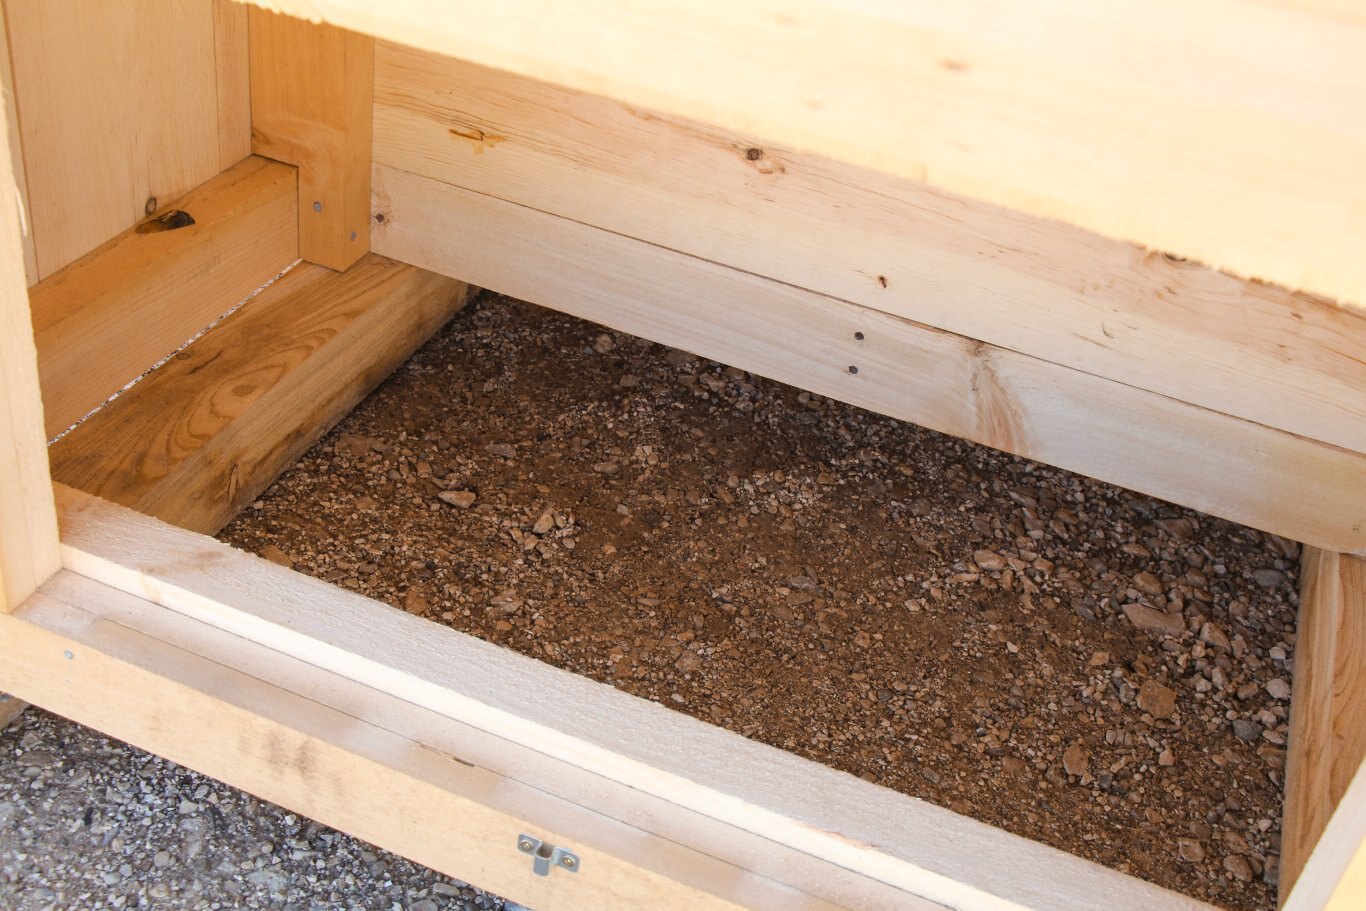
<box><xmin>249</xmin><ymin>7</ymin><xmax>372</xmax><ymax>270</ymax></box>
<box><xmin>5</xmin><ymin>0</ymin><xmax>237</xmax><ymax>279</ymax></box>
<box><xmin>246</xmin><ymin>0</ymin><xmax>1366</xmax><ymax>309</ymax></box>
<box><xmin>48</xmin><ymin>485</ymin><xmax>1216</xmax><ymax>911</ymax></box>
<box><xmin>1281</xmin><ymin>549</ymin><xmax>1366</xmax><ymax>904</ymax></box>
<box><xmin>28</xmin><ymin>155</ymin><xmax>297</xmax><ymax>439</ymax></box>
<box><xmin>49</xmin><ymin>255</ymin><xmax>468</xmax><ymax>535</ymax></box>
<box><xmin>372</xmin><ymin>165</ymin><xmax>1366</xmax><ymax>554</ymax></box>
<box><xmin>0</xmin><ymin>7</ymin><xmax>37</xmax><ymax>285</ymax></box>
<box><xmin>212</xmin><ymin>0</ymin><xmax>252</xmax><ymax>171</ymax></box>
<box><xmin>0</xmin><ymin>100</ymin><xmax>58</xmax><ymax>612</ymax></box>
<box><xmin>373</xmin><ymin>46</ymin><xmax>1366</xmax><ymax>455</ymax></box>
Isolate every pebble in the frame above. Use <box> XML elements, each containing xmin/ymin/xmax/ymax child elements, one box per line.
<box><xmin>484</xmin><ymin>443</ymin><xmax>517</xmax><ymax>459</ymax></box>
<box><xmin>973</xmin><ymin>550</ymin><xmax>1007</xmax><ymax>572</ymax></box>
<box><xmin>1133</xmin><ymin>571</ymin><xmax>1164</xmax><ymax>597</ymax></box>
<box><xmin>1123</xmin><ymin>603</ymin><xmax>1185</xmax><ymax>636</ymax></box>
<box><xmin>1178</xmin><ymin>839</ymin><xmax>1206</xmax><ymax>862</ymax></box>
<box><xmin>1265</xmin><ymin>678</ymin><xmax>1291</xmax><ymax>700</ymax></box>
<box><xmin>1224</xmin><ymin>854</ymin><xmax>1254</xmax><ymax>882</ymax></box>
<box><xmin>1138</xmin><ymin>680</ymin><xmax>1178</xmax><ymax>719</ymax></box>
<box><xmin>438</xmin><ymin>490</ymin><xmax>477</xmax><ymax>509</ymax></box>
<box><xmin>1062</xmin><ymin>741</ymin><xmax>1090</xmax><ymax>776</ymax></box>
<box><xmin>1252</xmin><ymin>568</ymin><xmax>1286</xmax><ymax>589</ymax></box>
<box><xmin>258</xmin><ymin>544</ymin><xmax>293</xmax><ymax>567</ymax></box>
<box><xmin>1232</xmin><ymin>719</ymin><xmax>1264</xmax><ymax>742</ymax></box>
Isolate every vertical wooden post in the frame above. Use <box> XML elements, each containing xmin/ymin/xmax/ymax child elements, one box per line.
<box><xmin>0</xmin><ymin>100</ymin><xmax>60</xmax><ymax>612</ymax></box>
<box><xmin>248</xmin><ymin>7</ymin><xmax>373</xmax><ymax>271</ymax></box>
<box><xmin>1281</xmin><ymin>548</ymin><xmax>1366</xmax><ymax>907</ymax></box>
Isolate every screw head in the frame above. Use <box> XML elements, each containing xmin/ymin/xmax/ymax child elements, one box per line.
<box><xmin>560</xmin><ymin>855</ymin><xmax>576</xmax><ymax>868</ymax></box>
<box><xmin>313</xmin><ymin>201</ymin><xmax>323</xmax><ymax>213</ymax></box>
<box><xmin>63</xmin><ymin>650</ymin><xmax>74</xmax><ymax>660</ymax></box>
<box><xmin>518</xmin><ymin>839</ymin><xmax>534</xmax><ymax>852</ymax></box>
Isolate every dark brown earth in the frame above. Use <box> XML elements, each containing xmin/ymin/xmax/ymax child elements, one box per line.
<box><xmin>220</xmin><ymin>291</ymin><xmax>1299</xmax><ymax>911</ymax></box>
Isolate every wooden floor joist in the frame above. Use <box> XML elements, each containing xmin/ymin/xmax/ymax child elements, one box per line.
<box><xmin>373</xmin><ymin>47</ymin><xmax>1366</xmax><ymax>456</ymax></box>
<box><xmin>48</xmin><ymin>254</ymin><xmax>469</xmax><ymax>535</ymax></box>
<box><xmin>372</xmin><ymin>165</ymin><xmax>1366</xmax><ymax>555</ymax></box>
<box><xmin>1282</xmin><ymin>549</ymin><xmax>1366</xmax><ymax>906</ymax></box>
<box><xmin>28</xmin><ymin>156</ymin><xmax>298</xmax><ymax>438</ymax></box>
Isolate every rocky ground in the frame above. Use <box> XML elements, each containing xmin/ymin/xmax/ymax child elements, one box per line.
<box><xmin>0</xmin><ymin>708</ymin><xmax>521</xmax><ymax>910</ymax></box>
<box><xmin>215</xmin><ymin>292</ymin><xmax>1300</xmax><ymax>911</ymax></box>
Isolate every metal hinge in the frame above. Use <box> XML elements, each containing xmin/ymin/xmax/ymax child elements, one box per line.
<box><xmin>517</xmin><ymin>834</ymin><xmax>580</xmax><ymax>877</ymax></box>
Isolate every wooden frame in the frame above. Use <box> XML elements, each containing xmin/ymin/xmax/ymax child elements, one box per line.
<box><xmin>2</xmin><ymin>2</ymin><xmax>1364</xmax><ymax>909</ymax></box>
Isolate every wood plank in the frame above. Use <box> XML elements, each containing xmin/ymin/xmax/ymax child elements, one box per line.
<box><xmin>0</xmin><ymin>6</ymin><xmax>37</xmax><ymax>285</ymax></box>
<box><xmin>1</xmin><ymin>572</ymin><xmax>821</xmax><ymax>911</ymax></box>
<box><xmin>374</xmin><ymin>47</ymin><xmax>1366</xmax><ymax>455</ymax></box>
<box><xmin>49</xmin><ymin>255</ymin><xmax>468</xmax><ymax>535</ymax></box>
<box><xmin>373</xmin><ymin>165</ymin><xmax>1366</xmax><ymax>555</ymax></box>
<box><xmin>53</xmin><ymin>486</ymin><xmax>1217</xmax><ymax>911</ymax></box>
<box><xmin>5</xmin><ymin>0</ymin><xmax>228</xmax><ymax>279</ymax></box>
<box><xmin>213</xmin><ymin>0</ymin><xmax>252</xmax><ymax>170</ymax></box>
<box><xmin>247</xmin><ymin>0</ymin><xmax>1366</xmax><ymax>308</ymax></box>
<box><xmin>249</xmin><ymin>7</ymin><xmax>372</xmax><ymax>270</ymax></box>
<box><xmin>1283</xmin><ymin>724</ymin><xmax>1366</xmax><ymax>911</ymax></box>
<box><xmin>0</xmin><ymin>101</ymin><xmax>58</xmax><ymax>612</ymax></box>
<box><xmin>29</xmin><ymin>155</ymin><xmax>297</xmax><ymax>439</ymax></box>
<box><xmin>1281</xmin><ymin>550</ymin><xmax>1366</xmax><ymax>903</ymax></box>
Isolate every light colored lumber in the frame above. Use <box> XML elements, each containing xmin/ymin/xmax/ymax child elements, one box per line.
<box><xmin>0</xmin><ymin>6</ymin><xmax>36</xmax><ymax>285</ymax></box>
<box><xmin>1281</xmin><ymin>550</ymin><xmax>1366</xmax><ymax>904</ymax></box>
<box><xmin>1284</xmin><ymin>740</ymin><xmax>1366</xmax><ymax>911</ymax></box>
<box><xmin>53</xmin><ymin>485</ymin><xmax>1215</xmax><ymax>911</ymax></box>
<box><xmin>28</xmin><ymin>155</ymin><xmax>297</xmax><ymax>438</ymax></box>
<box><xmin>48</xmin><ymin>255</ymin><xmax>468</xmax><ymax>535</ymax></box>
<box><xmin>374</xmin><ymin>47</ymin><xmax>1366</xmax><ymax>455</ymax></box>
<box><xmin>373</xmin><ymin>165</ymin><xmax>1366</xmax><ymax>555</ymax></box>
<box><xmin>249</xmin><ymin>0</ymin><xmax>1366</xmax><ymax>308</ymax></box>
<box><xmin>249</xmin><ymin>6</ymin><xmax>372</xmax><ymax>270</ymax></box>
<box><xmin>0</xmin><ymin>102</ymin><xmax>57</xmax><ymax>612</ymax></box>
<box><xmin>212</xmin><ymin>0</ymin><xmax>252</xmax><ymax>170</ymax></box>
<box><xmin>5</xmin><ymin>0</ymin><xmax>233</xmax><ymax>279</ymax></box>
<box><xmin>1</xmin><ymin>572</ymin><xmax>825</xmax><ymax>911</ymax></box>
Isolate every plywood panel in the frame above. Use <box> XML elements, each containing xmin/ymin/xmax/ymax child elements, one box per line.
<box><xmin>373</xmin><ymin>47</ymin><xmax>1366</xmax><ymax>455</ymax></box>
<box><xmin>248</xmin><ymin>0</ymin><xmax>1366</xmax><ymax>308</ymax></box>
<box><xmin>5</xmin><ymin>0</ymin><xmax>230</xmax><ymax>279</ymax></box>
<box><xmin>373</xmin><ymin>165</ymin><xmax>1366</xmax><ymax>555</ymax></box>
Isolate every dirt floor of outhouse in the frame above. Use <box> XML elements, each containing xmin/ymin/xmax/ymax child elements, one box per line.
<box><xmin>219</xmin><ymin>290</ymin><xmax>1299</xmax><ymax>911</ymax></box>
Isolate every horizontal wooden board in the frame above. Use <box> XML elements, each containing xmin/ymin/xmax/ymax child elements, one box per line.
<box><xmin>249</xmin><ymin>0</ymin><xmax>1366</xmax><ymax>308</ymax></box>
<box><xmin>6</xmin><ymin>0</ymin><xmax>238</xmax><ymax>279</ymax></box>
<box><xmin>49</xmin><ymin>255</ymin><xmax>468</xmax><ymax>535</ymax></box>
<box><xmin>372</xmin><ymin>165</ymin><xmax>1366</xmax><ymax>555</ymax></box>
<box><xmin>373</xmin><ymin>46</ymin><xmax>1366</xmax><ymax>455</ymax></box>
<box><xmin>54</xmin><ymin>485</ymin><xmax>1216</xmax><ymax>911</ymax></box>
<box><xmin>28</xmin><ymin>156</ymin><xmax>298</xmax><ymax>439</ymax></box>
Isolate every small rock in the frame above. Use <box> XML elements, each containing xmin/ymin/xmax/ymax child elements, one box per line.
<box><xmin>973</xmin><ymin>550</ymin><xmax>1007</xmax><ymax>572</ymax></box>
<box><xmin>1266</xmin><ymin>678</ymin><xmax>1291</xmax><ymax>700</ymax></box>
<box><xmin>592</xmin><ymin>333</ymin><xmax>615</xmax><ymax>353</ymax></box>
<box><xmin>531</xmin><ymin>510</ymin><xmax>556</xmax><ymax>535</ymax></box>
<box><xmin>336</xmin><ymin>433</ymin><xmax>381</xmax><ymax>457</ymax></box>
<box><xmin>1062</xmin><ymin>741</ymin><xmax>1089</xmax><ymax>776</ymax></box>
<box><xmin>1178</xmin><ymin>839</ymin><xmax>1205</xmax><ymax>862</ymax></box>
<box><xmin>438</xmin><ymin>490</ymin><xmax>477</xmax><ymax>509</ymax></box>
<box><xmin>484</xmin><ymin>443</ymin><xmax>517</xmax><ymax>459</ymax></box>
<box><xmin>1252</xmin><ymin>568</ymin><xmax>1287</xmax><ymax>589</ymax></box>
<box><xmin>1232</xmin><ymin>719</ymin><xmax>1264</xmax><ymax>741</ymax></box>
<box><xmin>592</xmin><ymin>461</ymin><xmax>620</xmax><ymax>476</ymax></box>
<box><xmin>1158</xmin><ymin>747</ymin><xmax>1176</xmax><ymax>766</ymax></box>
<box><xmin>665</xmin><ymin>348</ymin><xmax>696</xmax><ymax>368</ymax></box>
<box><xmin>1123</xmin><ymin>603</ymin><xmax>1185</xmax><ymax>636</ymax></box>
<box><xmin>402</xmin><ymin>589</ymin><xmax>428</xmax><ymax>614</ymax></box>
<box><xmin>258</xmin><ymin>545</ymin><xmax>293</xmax><ymax>568</ymax></box>
<box><xmin>675</xmin><ymin>652</ymin><xmax>702</xmax><ymax>673</ymax></box>
<box><xmin>1224</xmin><ymin>854</ymin><xmax>1254</xmax><ymax>882</ymax></box>
<box><xmin>1137</xmin><ymin>679</ymin><xmax>1178</xmax><ymax>719</ymax></box>
<box><xmin>409</xmin><ymin>901</ymin><xmax>439</xmax><ymax>911</ymax></box>
<box><xmin>1133</xmin><ymin>571</ymin><xmax>1164</xmax><ymax>597</ymax></box>
<box><xmin>1200</xmin><ymin>622</ymin><xmax>1231</xmax><ymax>651</ymax></box>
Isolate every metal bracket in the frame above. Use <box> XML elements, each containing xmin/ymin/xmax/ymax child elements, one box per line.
<box><xmin>517</xmin><ymin>833</ymin><xmax>580</xmax><ymax>877</ymax></box>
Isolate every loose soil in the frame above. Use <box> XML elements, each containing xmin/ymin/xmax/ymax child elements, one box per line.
<box><xmin>220</xmin><ymin>292</ymin><xmax>1299</xmax><ymax>911</ymax></box>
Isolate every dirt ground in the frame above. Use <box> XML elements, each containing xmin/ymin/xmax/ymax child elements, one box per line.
<box><xmin>220</xmin><ymin>291</ymin><xmax>1299</xmax><ymax>911</ymax></box>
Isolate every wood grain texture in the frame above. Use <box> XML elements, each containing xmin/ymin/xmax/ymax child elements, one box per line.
<box><xmin>49</xmin><ymin>256</ymin><xmax>467</xmax><ymax>535</ymax></box>
<box><xmin>0</xmin><ymin>100</ymin><xmax>58</xmax><ymax>612</ymax></box>
<box><xmin>1281</xmin><ymin>550</ymin><xmax>1366</xmax><ymax>904</ymax></box>
<box><xmin>52</xmin><ymin>486</ymin><xmax>1216</xmax><ymax>911</ymax></box>
<box><xmin>1</xmin><ymin>572</ymin><xmax>809</xmax><ymax>911</ymax></box>
<box><xmin>213</xmin><ymin>0</ymin><xmax>252</xmax><ymax>170</ymax></box>
<box><xmin>373</xmin><ymin>165</ymin><xmax>1366</xmax><ymax>554</ymax></box>
<box><xmin>249</xmin><ymin>6</ymin><xmax>372</xmax><ymax>270</ymax></box>
<box><xmin>374</xmin><ymin>46</ymin><xmax>1366</xmax><ymax>455</ymax></box>
<box><xmin>5</xmin><ymin>0</ymin><xmax>232</xmax><ymax>279</ymax></box>
<box><xmin>0</xmin><ymin>6</ymin><xmax>36</xmax><ymax>285</ymax></box>
<box><xmin>29</xmin><ymin>156</ymin><xmax>297</xmax><ymax>439</ymax></box>
<box><xmin>247</xmin><ymin>0</ymin><xmax>1366</xmax><ymax>308</ymax></box>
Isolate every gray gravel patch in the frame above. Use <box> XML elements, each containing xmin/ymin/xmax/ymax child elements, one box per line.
<box><xmin>0</xmin><ymin>708</ymin><xmax>531</xmax><ymax>911</ymax></box>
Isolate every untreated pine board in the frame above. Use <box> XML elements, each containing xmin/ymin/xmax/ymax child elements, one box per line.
<box><xmin>54</xmin><ymin>486</ymin><xmax>1216</xmax><ymax>911</ymax></box>
<box><xmin>247</xmin><ymin>0</ymin><xmax>1366</xmax><ymax>309</ymax></box>
<box><xmin>48</xmin><ymin>255</ymin><xmax>468</xmax><ymax>535</ymax></box>
<box><xmin>212</xmin><ymin>0</ymin><xmax>252</xmax><ymax>171</ymax></box>
<box><xmin>28</xmin><ymin>156</ymin><xmax>297</xmax><ymax>439</ymax></box>
<box><xmin>0</xmin><ymin>574</ymin><xmax>804</xmax><ymax>911</ymax></box>
<box><xmin>1281</xmin><ymin>550</ymin><xmax>1366</xmax><ymax>903</ymax></box>
<box><xmin>0</xmin><ymin>7</ymin><xmax>36</xmax><ymax>284</ymax></box>
<box><xmin>373</xmin><ymin>47</ymin><xmax>1366</xmax><ymax>455</ymax></box>
<box><xmin>0</xmin><ymin>106</ymin><xmax>57</xmax><ymax>612</ymax></box>
<box><xmin>249</xmin><ymin>7</ymin><xmax>372</xmax><ymax>270</ymax></box>
<box><xmin>5</xmin><ymin>0</ymin><xmax>239</xmax><ymax>280</ymax></box>
<box><xmin>373</xmin><ymin>165</ymin><xmax>1366</xmax><ymax>555</ymax></box>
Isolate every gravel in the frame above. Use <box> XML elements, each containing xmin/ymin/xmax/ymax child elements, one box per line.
<box><xmin>0</xmin><ymin>709</ymin><xmax>527</xmax><ymax>910</ymax></box>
